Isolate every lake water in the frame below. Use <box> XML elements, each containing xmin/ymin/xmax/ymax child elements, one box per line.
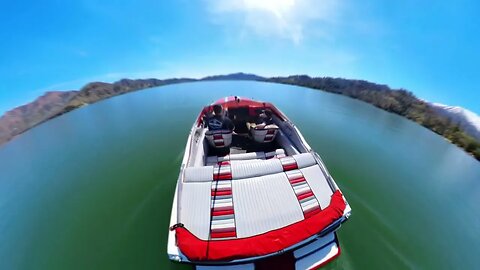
<box><xmin>0</xmin><ymin>81</ymin><xmax>479</xmax><ymax>269</ymax></box>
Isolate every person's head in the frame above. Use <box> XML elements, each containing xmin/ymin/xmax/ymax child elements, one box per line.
<box><xmin>264</xmin><ymin>109</ymin><xmax>273</xmax><ymax>119</ymax></box>
<box><xmin>213</xmin><ymin>104</ymin><xmax>223</xmax><ymax>116</ymax></box>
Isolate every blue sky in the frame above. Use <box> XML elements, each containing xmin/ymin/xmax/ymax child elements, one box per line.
<box><xmin>1</xmin><ymin>0</ymin><xmax>479</xmax><ymax>114</ymax></box>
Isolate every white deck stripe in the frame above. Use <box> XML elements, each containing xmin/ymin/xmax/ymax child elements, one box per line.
<box><xmin>212</xmin><ymin>197</ymin><xmax>233</xmax><ymax>205</ymax></box>
<box><xmin>302</xmin><ymin>201</ymin><xmax>319</xmax><ymax>211</ymax></box>
<box><xmin>291</xmin><ymin>180</ymin><xmax>307</xmax><ymax>187</ymax></box>
<box><xmin>211</xmin><ymin>218</ymin><xmax>236</xmax><ymax>225</ymax></box>
<box><xmin>294</xmin><ymin>185</ymin><xmax>310</xmax><ymax>194</ymax></box>
<box><xmin>212</xmin><ymin>214</ymin><xmax>234</xmax><ymax>220</ymax></box>
<box><xmin>211</xmin><ymin>223</ymin><xmax>236</xmax><ymax>230</ymax></box>
<box><xmin>299</xmin><ymin>195</ymin><xmax>317</xmax><ymax>205</ymax></box>
<box><xmin>300</xmin><ymin>165</ymin><xmax>334</xmax><ymax>210</ymax></box>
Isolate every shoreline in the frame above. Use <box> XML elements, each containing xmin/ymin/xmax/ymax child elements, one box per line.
<box><xmin>1</xmin><ymin>73</ymin><xmax>479</xmax><ymax>161</ymax></box>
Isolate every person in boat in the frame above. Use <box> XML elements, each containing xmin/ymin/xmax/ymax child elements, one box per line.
<box><xmin>257</xmin><ymin>110</ymin><xmax>274</xmax><ymax>127</ymax></box>
<box><xmin>248</xmin><ymin>109</ymin><xmax>274</xmax><ymax>130</ymax></box>
<box><xmin>207</xmin><ymin>104</ymin><xmax>234</xmax><ymax>131</ymax></box>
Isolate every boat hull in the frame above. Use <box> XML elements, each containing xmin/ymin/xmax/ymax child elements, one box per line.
<box><xmin>167</xmin><ymin>97</ymin><xmax>351</xmax><ymax>268</ymax></box>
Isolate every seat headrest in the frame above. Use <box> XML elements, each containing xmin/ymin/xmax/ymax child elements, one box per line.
<box><xmin>187</xmin><ymin>153</ymin><xmax>317</xmax><ymax>181</ymax></box>
<box><xmin>206</xmin><ymin>149</ymin><xmax>286</xmax><ymax>165</ymax></box>
<box><xmin>230</xmin><ymin>153</ymin><xmax>317</xmax><ymax>180</ymax></box>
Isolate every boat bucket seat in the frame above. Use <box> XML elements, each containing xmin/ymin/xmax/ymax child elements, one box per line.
<box><xmin>251</xmin><ymin>125</ymin><xmax>279</xmax><ymax>143</ymax></box>
<box><xmin>205</xmin><ymin>129</ymin><xmax>233</xmax><ymax>148</ymax></box>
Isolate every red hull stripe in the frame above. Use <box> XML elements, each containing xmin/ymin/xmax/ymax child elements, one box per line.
<box><xmin>175</xmin><ymin>191</ymin><xmax>346</xmax><ymax>261</ymax></box>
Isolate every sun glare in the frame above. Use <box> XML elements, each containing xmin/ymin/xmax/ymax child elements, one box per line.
<box><xmin>243</xmin><ymin>0</ymin><xmax>295</xmax><ymax>17</ymax></box>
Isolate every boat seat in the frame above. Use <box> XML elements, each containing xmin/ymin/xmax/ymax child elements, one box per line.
<box><xmin>251</xmin><ymin>125</ymin><xmax>279</xmax><ymax>143</ymax></box>
<box><xmin>206</xmin><ymin>149</ymin><xmax>286</xmax><ymax>165</ymax></box>
<box><xmin>205</xmin><ymin>129</ymin><xmax>233</xmax><ymax>148</ymax></box>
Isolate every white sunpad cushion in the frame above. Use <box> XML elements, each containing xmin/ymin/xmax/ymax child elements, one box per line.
<box><xmin>300</xmin><ymin>165</ymin><xmax>334</xmax><ymax>210</ymax></box>
<box><xmin>232</xmin><ymin>172</ymin><xmax>304</xmax><ymax>238</ymax></box>
<box><xmin>230</xmin><ymin>152</ymin><xmax>266</xmax><ymax>160</ymax></box>
<box><xmin>204</xmin><ymin>152</ymin><xmax>317</xmax><ymax>180</ymax></box>
<box><xmin>292</xmin><ymin>153</ymin><xmax>317</xmax><ymax>168</ymax></box>
<box><xmin>231</xmin><ymin>159</ymin><xmax>284</xmax><ymax>179</ymax></box>
<box><xmin>178</xmin><ymin>182</ymin><xmax>212</xmax><ymax>240</ymax></box>
<box><xmin>184</xmin><ymin>166</ymin><xmax>214</xmax><ymax>182</ymax></box>
<box><xmin>229</xmin><ymin>153</ymin><xmax>317</xmax><ymax>180</ymax></box>
<box><xmin>206</xmin><ymin>149</ymin><xmax>286</xmax><ymax>165</ymax></box>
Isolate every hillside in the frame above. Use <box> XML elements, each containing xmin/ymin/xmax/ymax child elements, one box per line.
<box><xmin>266</xmin><ymin>75</ymin><xmax>480</xmax><ymax>160</ymax></box>
<box><xmin>0</xmin><ymin>77</ymin><xmax>194</xmax><ymax>146</ymax></box>
<box><xmin>429</xmin><ymin>103</ymin><xmax>480</xmax><ymax>141</ymax></box>
<box><xmin>0</xmin><ymin>91</ymin><xmax>78</xmax><ymax>144</ymax></box>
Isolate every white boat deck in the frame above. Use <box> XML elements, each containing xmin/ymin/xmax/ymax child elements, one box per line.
<box><xmin>179</xmin><ymin>150</ymin><xmax>335</xmax><ymax>241</ymax></box>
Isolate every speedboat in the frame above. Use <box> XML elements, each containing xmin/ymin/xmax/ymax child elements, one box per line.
<box><xmin>167</xmin><ymin>96</ymin><xmax>351</xmax><ymax>269</ymax></box>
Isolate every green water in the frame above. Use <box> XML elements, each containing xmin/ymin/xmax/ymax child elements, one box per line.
<box><xmin>0</xmin><ymin>81</ymin><xmax>479</xmax><ymax>269</ymax></box>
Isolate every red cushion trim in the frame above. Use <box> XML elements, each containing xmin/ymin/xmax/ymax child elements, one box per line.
<box><xmin>304</xmin><ymin>207</ymin><xmax>321</xmax><ymax>219</ymax></box>
<box><xmin>289</xmin><ymin>177</ymin><xmax>306</xmax><ymax>185</ymax></box>
<box><xmin>213</xmin><ymin>173</ymin><xmax>232</xmax><ymax>180</ymax></box>
<box><xmin>175</xmin><ymin>190</ymin><xmax>346</xmax><ymax>261</ymax></box>
<box><xmin>297</xmin><ymin>191</ymin><xmax>314</xmax><ymax>201</ymax></box>
<box><xmin>211</xmin><ymin>190</ymin><xmax>232</xmax><ymax>196</ymax></box>
<box><xmin>211</xmin><ymin>231</ymin><xmax>237</xmax><ymax>239</ymax></box>
<box><xmin>282</xmin><ymin>163</ymin><xmax>298</xmax><ymax>171</ymax></box>
<box><xmin>212</xmin><ymin>209</ymin><xmax>234</xmax><ymax>216</ymax></box>
<box><xmin>212</xmin><ymin>205</ymin><xmax>233</xmax><ymax>211</ymax></box>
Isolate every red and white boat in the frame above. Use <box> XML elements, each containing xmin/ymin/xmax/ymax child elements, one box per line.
<box><xmin>168</xmin><ymin>96</ymin><xmax>351</xmax><ymax>269</ymax></box>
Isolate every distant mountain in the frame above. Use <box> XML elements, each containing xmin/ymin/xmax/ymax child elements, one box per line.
<box><xmin>0</xmin><ymin>91</ymin><xmax>78</xmax><ymax>144</ymax></box>
<box><xmin>429</xmin><ymin>103</ymin><xmax>480</xmax><ymax>141</ymax></box>
<box><xmin>64</xmin><ymin>78</ymin><xmax>194</xmax><ymax>110</ymax></box>
<box><xmin>201</xmin><ymin>72</ymin><xmax>265</xmax><ymax>81</ymax></box>
<box><xmin>0</xmin><ymin>77</ymin><xmax>194</xmax><ymax>146</ymax></box>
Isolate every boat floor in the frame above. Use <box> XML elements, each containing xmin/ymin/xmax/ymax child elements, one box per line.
<box><xmin>209</xmin><ymin>134</ymin><xmax>281</xmax><ymax>156</ymax></box>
